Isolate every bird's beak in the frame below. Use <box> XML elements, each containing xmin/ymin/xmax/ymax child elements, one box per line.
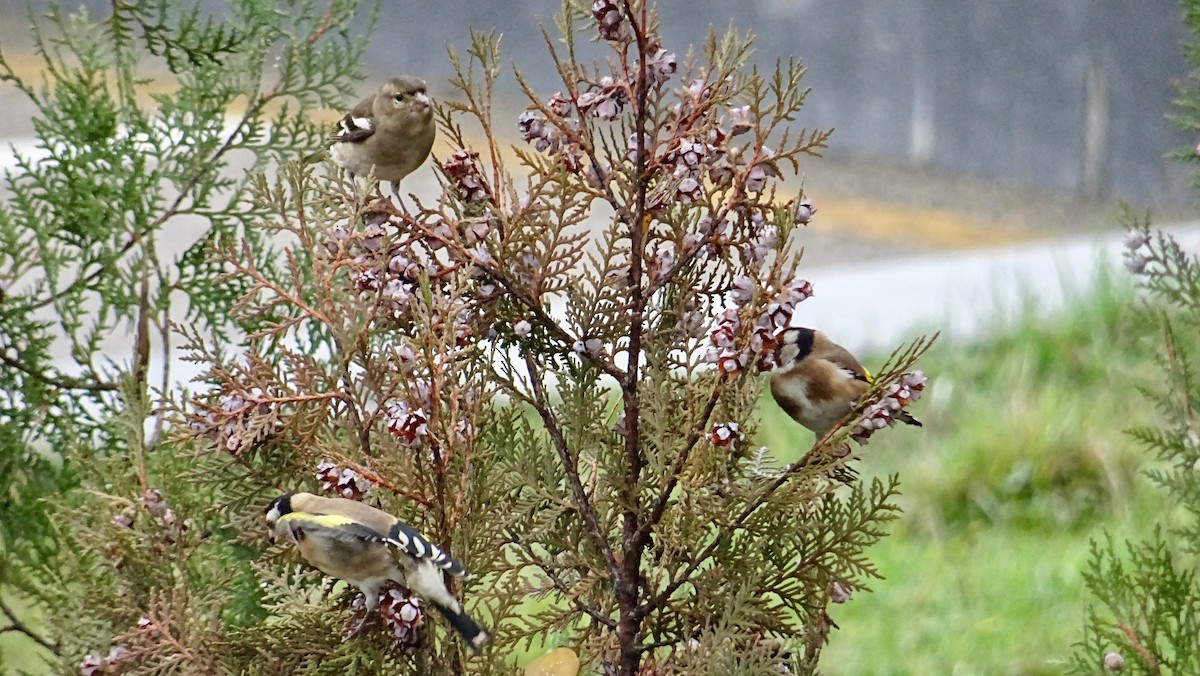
<box><xmin>414</xmin><ymin>92</ymin><xmax>432</xmax><ymax>107</ymax></box>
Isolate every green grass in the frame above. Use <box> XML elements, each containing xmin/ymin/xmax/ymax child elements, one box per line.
<box><xmin>753</xmin><ymin>269</ymin><xmax>1189</xmax><ymax>674</ymax></box>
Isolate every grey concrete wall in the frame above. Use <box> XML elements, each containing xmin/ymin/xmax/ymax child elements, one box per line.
<box><xmin>388</xmin><ymin>0</ymin><xmax>1188</xmax><ymax>205</ymax></box>
<box><xmin>2</xmin><ymin>0</ymin><xmax>1193</xmax><ymax>204</ymax></box>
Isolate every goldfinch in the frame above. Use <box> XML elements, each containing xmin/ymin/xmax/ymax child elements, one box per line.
<box><xmin>328</xmin><ymin>75</ymin><xmax>436</xmax><ymax>186</ymax></box>
<box><xmin>769</xmin><ymin>327</ymin><xmax>921</xmax><ymax>437</ymax></box>
<box><xmin>264</xmin><ymin>492</ymin><xmax>490</xmax><ymax>652</ymax></box>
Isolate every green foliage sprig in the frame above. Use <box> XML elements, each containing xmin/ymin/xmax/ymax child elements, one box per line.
<box><xmin>0</xmin><ymin>0</ymin><xmax>372</xmax><ymax>668</ymax></box>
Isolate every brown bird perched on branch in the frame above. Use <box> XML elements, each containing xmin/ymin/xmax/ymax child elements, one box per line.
<box><xmin>769</xmin><ymin>327</ymin><xmax>922</xmax><ymax>437</ymax></box>
<box><xmin>264</xmin><ymin>491</ymin><xmax>490</xmax><ymax>652</ymax></box>
<box><xmin>325</xmin><ymin>75</ymin><xmax>436</xmax><ymax>187</ymax></box>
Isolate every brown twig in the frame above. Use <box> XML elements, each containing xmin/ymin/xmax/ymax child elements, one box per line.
<box><xmin>0</xmin><ymin>352</ymin><xmax>120</xmax><ymax>392</ymax></box>
<box><xmin>509</xmin><ymin>533</ymin><xmax>617</xmax><ymax>629</ymax></box>
<box><xmin>306</xmin><ymin>4</ymin><xmax>335</xmax><ymax>45</ymax></box>
<box><xmin>522</xmin><ymin>352</ymin><xmax>620</xmax><ymax>579</ymax></box>
<box><xmin>0</xmin><ymin>595</ymin><xmax>59</xmax><ymax>656</ymax></box>
<box><xmin>636</xmin><ymin>376</ymin><xmax>724</xmax><ymax>544</ymax></box>
<box><xmin>1116</xmin><ymin>622</ymin><xmax>1160</xmax><ymax>674</ymax></box>
<box><xmin>615</xmin><ymin>4</ymin><xmax>653</xmax><ymax>673</ymax></box>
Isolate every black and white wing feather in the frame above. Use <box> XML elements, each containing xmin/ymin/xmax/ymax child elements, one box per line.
<box><xmin>386</xmin><ymin>521</ymin><xmax>470</xmax><ymax>578</ymax></box>
<box><xmin>334</xmin><ymin>112</ymin><xmax>375</xmax><ymax>145</ymax></box>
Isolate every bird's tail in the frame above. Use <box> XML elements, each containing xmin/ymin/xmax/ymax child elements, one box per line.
<box><xmin>432</xmin><ymin>603</ymin><xmax>491</xmax><ymax>653</ymax></box>
<box><xmin>896</xmin><ymin>411</ymin><xmax>923</xmax><ymax>427</ymax></box>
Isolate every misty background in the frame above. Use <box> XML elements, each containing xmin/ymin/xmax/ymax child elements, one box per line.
<box><xmin>0</xmin><ymin>0</ymin><xmax>1193</xmax><ymax>208</ymax></box>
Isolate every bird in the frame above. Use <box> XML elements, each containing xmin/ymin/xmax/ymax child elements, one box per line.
<box><xmin>769</xmin><ymin>326</ymin><xmax>921</xmax><ymax>438</ymax></box>
<box><xmin>263</xmin><ymin>491</ymin><xmax>490</xmax><ymax>652</ymax></box>
<box><xmin>326</xmin><ymin>75</ymin><xmax>436</xmax><ymax>191</ymax></box>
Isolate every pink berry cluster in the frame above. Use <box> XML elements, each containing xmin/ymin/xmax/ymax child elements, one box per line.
<box><xmin>81</xmin><ymin>615</ymin><xmax>163</xmax><ymax>675</ymax></box>
<box><xmin>677</xmin><ymin>195</ymin><xmax>813</xmax><ymax>271</ymax></box>
<box><xmin>708</xmin><ymin>422</ymin><xmax>741</xmax><ymax>447</ymax></box>
<box><xmin>517</xmin><ymin>108</ymin><xmax>567</xmax><ymax>153</ymax></box>
<box><xmin>111</xmin><ymin>489</ymin><xmax>189</xmax><ymax>546</ymax></box>
<box><xmin>592</xmin><ymin>0</ymin><xmax>633</xmax><ymax>43</ymax></box>
<box><xmin>188</xmin><ymin>389</ymin><xmax>275</xmax><ymax>455</ymax></box>
<box><xmin>662</xmin><ymin>130</ymin><xmax>729</xmax><ymax>203</ymax></box>
<box><xmin>518</xmin><ymin>108</ymin><xmax>584</xmax><ymax>173</ymax></box>
<box><xmin>323</xmin><ymin>214</ymin><xmax>474</xmax><ymax>322</ymax></box>
<box><xmin>1122</xmin><ymin>228</ymin><xmax>1154</xmax><ymax>275</ymax></box>
<box><xmin>705</xmin><ymin>277</ymin><xmax>813</xmax><ymax>376</ymax></box>
<box><xmin>646</xmin><ymin>45</ymin><xmax>678</xmax><ymax>86</ymax></box>
<box><xmin>348</xmin><ymin>582</ymin><xmax>425</xmax><ymax>652</ymax></box>
<box><xmin>81</xmin><ymin>646</ymin><xmax>128</xmax><ymax>675</ymax></box>
<box><xmin>443</xmin><ymin>149</ymin><xmax>491</xmax><ymax>205</ymax></box>
<box><xmin>829</xmin><ymin>580</ymin><xmax>853</xmax><ymax>604</ymax></box>
<box><xmin>385</xmin><ymin>400</ymin><xmax>429</xmax><ymax>447</ymax></box>
<box><xmin>516</xmin><ymin>32</ymin><xmax>674</xmax><ymax>173</ymax></box>
<box><xmin>316</xmin><ymin>460</ymin><xmax>374</xmax><ymax>500</ymax></box>
<box><xmin>140</xmin><ymin>488</ymin><xmax>188</xmax><ymax>543</ymax></box>
<box><xmin>382</xmin><ymin>375</ymin><xmax>480</xmax><ymax>461</ymax></box>
<box><xmin>379</xmin><ymin>584</ymin><xmax>425</xmax><ymax>651</ymax></box>
<box><xmin>576</xmin><ymin>77</ymin><xmax>628</xmax><ymax>121</ymax></box>
<box><xmin>850</xmin><ymin>371</ymin><xmax>927</xmax><ymax>444</ymax></box>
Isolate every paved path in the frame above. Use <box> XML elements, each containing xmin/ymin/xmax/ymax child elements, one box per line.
<box><xmin>798</xmin><ymin>223</ymin><xmax>1200</xmax><ymax>355</ymax></box>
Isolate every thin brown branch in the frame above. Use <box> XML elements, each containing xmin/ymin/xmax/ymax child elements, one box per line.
<box><xmin>0</xmin><ymin>596</ymin><xmax>59</xmax><ymax>656</ymax></box>
<box><xmin>509</xmin><ymin>533</ymin><xmax>617</xmax><ymax>629</ymax></box>
<box><xmin>616</xmin><ymin>4</ymin><xmax>653</xmax><ymax>673</ymax></box>
<box><xmin>0</xmin><ymin>352</ymin><xmax>120</xmax><ymax>392</ymax></box>
<box><xmin>522</xmin><ymin>352</ymin><xmax>620</xmax><ymax>579</ymax></box>
<box><xmin>332</xmin><ymin>336</ymin><xmax>372</xmax><ymax>459</ymax></box>
<box><xmin>1116</xmin><ymin>622</ymin><xmax>1161</xmax><ymax>674</ymax></box>
<box><xmin>306</xmin><ymin>4</ymin><xmax>335</xmax><ymax>45</ymax></box>
<box><xmin>636</xmin><ymin>377</ymin><xmax>723</xmax><ymax>543</ymax></box>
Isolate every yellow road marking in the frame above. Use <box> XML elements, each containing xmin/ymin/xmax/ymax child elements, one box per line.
<box><xmin>810</xmin><ymin>197</ymin><xmax>1040</xmax><ymax>249</ymax></box>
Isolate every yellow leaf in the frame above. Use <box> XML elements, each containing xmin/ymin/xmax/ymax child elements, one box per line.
<box><xmin>524</xmin><ymin>647</ymin><xmax>581</xmax><ymax>676</ymax></box>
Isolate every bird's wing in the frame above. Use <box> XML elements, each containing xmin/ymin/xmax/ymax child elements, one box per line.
<box><xmin>824</xmin><ymin>346</ymin><xmax>872</xmax><ymax>383</ymax></box>
<box><xmin>387</xmin><ymin>521</ymin><xmax>471</xmax><ymax>579</ymax></box>
<box><xmin>333</xmin><ymin>95</ymin><xmax>376</xmax><ymax>144</ymax></box>
<box><xmin>277</xmin><ymin>511</ymin><xmax>389</xmax><ymax>544</ymax></box>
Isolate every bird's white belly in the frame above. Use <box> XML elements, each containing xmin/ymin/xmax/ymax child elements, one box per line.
<box><xmin>330</xmin><ymin>143</ymin><xmax>376</xmax><ymax>177</ymax></box>
<box><xmin>772</xmin><ymin>375</ymin><xmax>850</xmax><ymax>435</ymax></box>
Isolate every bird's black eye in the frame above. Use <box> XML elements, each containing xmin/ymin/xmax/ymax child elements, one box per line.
<box><xmin>394</xmin><ymin>93</ymin><xmax>405</xmax><ymax>102</ymax></box>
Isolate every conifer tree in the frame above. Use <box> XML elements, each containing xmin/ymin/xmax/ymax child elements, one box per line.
<box><xmin>0</xmin><ymin>0</ymin><xmax>372</xmax><ymax>669</ymax></box>
<box><xmin>1068</xmin><ymin>216</ymin><xmax>1200</xmax><ymax>675</ymax></box>
<box><xmin>1068</xmin><ymin>3</ymin><xmax>1200</xmax><ymax>673</ymax></box>
<box><xmin>1</xmin><ymin>1</ymin><xmax>930</xmax><ymax>674</ymax></box>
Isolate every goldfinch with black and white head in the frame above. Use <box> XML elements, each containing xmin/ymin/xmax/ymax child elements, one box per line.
<box><xmin>328</xmin><ymin>75</ymin><xmax>436</xmax><ymax>187</ymax></box>
<box><xmin>264</xmin><ymin>491</ymin><xmax>490</xmax><ymax>652</ymax></box>
<box><xmin>769</xmin><ymin>327</ymin><xmax>921</xmax><ymax>437</ymax></box>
